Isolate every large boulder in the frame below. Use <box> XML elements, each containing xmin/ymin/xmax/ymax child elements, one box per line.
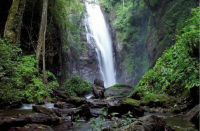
<box><xmin>92</xmin><ymin>84</ymin><xmax>105</xmax><ymax>99</ymax></box>
<box><xmin>94</xmin><ymin>78</ymin><xmax>104</xmax><ymax>88</ymax></box>
<box><xmin>105</xmin><ymin>84</ymin><xmax>133</xmax><ymax>98</ymax></box>
<box><xmin>183</xmin><ymin>104</ymin><xmax>200</xmax><ymax>129</ymax></box>
<box><xmin>68</xmin><ymin>104</ymin><xmax>92</xmax><ymax>120</ymax></box>
<box><xmin>113</xmin><ymin>115</ymin><xmax>165</xmax><ymax>131</ymax></box>
<box><xmin>9</xmin><ymin>124</ymin><xmax>54</xmax><ymax>131</ymax></box>
<box><xmin>32</xmin><ymin>105</ymin><xmax>59</xmax><ymax>119</ymax></box>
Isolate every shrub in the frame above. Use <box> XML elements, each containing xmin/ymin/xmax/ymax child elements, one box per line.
<box><xmin>0</xmin><ymin>38</ymin><xmax>58</xmax><ymax>105</ymax></box>
<box><xmin>64</xmin><ymin>77</ymin><xmax>92</xmax><ymax>96</ymax></box>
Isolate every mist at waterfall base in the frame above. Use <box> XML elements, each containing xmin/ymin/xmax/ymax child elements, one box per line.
<box><xmin>85</xmin><ymin>0</ymin><xmax>116</xmax><ymax>88</ymax></box>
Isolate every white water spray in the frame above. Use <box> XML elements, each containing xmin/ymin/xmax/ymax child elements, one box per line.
<box><xmin>85</xmin><ymin>0</ymin><xmax>116</xmax><ymax>87</ymax></box>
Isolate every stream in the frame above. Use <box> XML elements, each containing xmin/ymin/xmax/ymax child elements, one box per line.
<box><xmin>0</xmin><ymin>103</ymin><xmax>195</xmax><ymax>131</ymax></box>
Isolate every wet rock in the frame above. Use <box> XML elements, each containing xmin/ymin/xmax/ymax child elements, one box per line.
<box><xmin>105</xmin><ymin>84</ymin><xmax>133</xmax><ymax>98</ymax></box>
<box><xmin>183</xmin><ymin>104</ymin><xmax>200</xmax><ymax>129</ymax></box>
<box><xmin>32</xmin><ymin>105</ymin><xmax>58</xmax><ymax>119</ymax></box>
<box><xmin>149</xmin><ymin>107</ymin><xmax>168</xmax><ymax>113</ymax></box>
<box><xmin>94</xmin><ymin>78</ymin><xmax>105</xmax><ymax>88</ymax></box>
<box><xmin>52</xmin><ymin>109</ymin><xmax>63</xmax><ymax>117</ymax></box>
<box><xmin>72</xmin><ymin>104</ymin><xmax>92</xmax><ymax>120</ymax></box>
<box><xmin>107</xmin><ymin>103</ymin><xmax>144</xmax><ymax>117</ymax></box>
<box><xmin>113</xmin><ymin>115</ymin><xmax>165</xmax><ymax>131</ymax></box>
<box><xmin>92</xmin><ymin>84</ymin><xmax>105</xmax><ymax>99</ymax></box>
<box><xmin>87</xmin><ymin>99</ymin><xmax>108</xmax><ymax>108</ymax></box>
<box><xmin>92</xmin><ymin>78</ymin><xmax>106</xmax><ymax>98</ymax></box>
<box><xmin>52</xmin><ymin>88</ymin><xmax>69</xmax><ymax>99</ymax></box>
<box><xmin>90</xmin><ymin>108</ymin><xmax>102</xmax><ymax>117</ymax></box>
<box><xmin>0</xmin><ymin>113</ymin><xmax>59</xmax><ymax>131</ymax></box>
<box><xmin>8</xmin><ymin>124</ymin><xmax>54</xmax><ymax>131</ymax></box>
<box><xmin>65</xmin><ymin>97</ymin><xmax>86</xmax><ymax>107</ymax></box>
<box><xmin>54</xmin><ymin>102</ymin><xmax>76</xmax><ymax>109</ymax></box>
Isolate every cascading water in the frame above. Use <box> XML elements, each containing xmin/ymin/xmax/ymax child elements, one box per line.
<box><xmin>85</xmin><ymin>0</ymin><xmax>116</xmax><ymax>88</ymax></box>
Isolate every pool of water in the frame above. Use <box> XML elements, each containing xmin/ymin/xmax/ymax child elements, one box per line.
<box><xmin>144</xmin><ymin>112</ymin><xmax>195</xmax><ymax>129</ymax></box>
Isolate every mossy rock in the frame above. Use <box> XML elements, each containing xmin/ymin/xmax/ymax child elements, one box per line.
<box><xmin>129</xmin><ymin>89</ymin><xmax>145</xmax><ymax>100</ymax></box>
<box><xmin>65</xmin><ymin>96</ymin><xmax>86</xmax><ymax>106</ymax></box>
<box><xmin>105</xmin><ymin>85</ymin><xmax>132</xmax><ymax>98</ymax></box>
<box><xmin>123</xmin><ymin>98</ymin><xmax>141</xmax><ymax>105</ymax></box>
<box><xmin>171</xmin><ymin>107</ymin><xmax>181</xmax><ymax>113</ymax></box>
<box><xmin>141</xmin><ymin>94</ymin><xmax>177</xmax><ymax>108</ymax></box>
<box><xmin>109</xmin><ymin>84</ymin><xmax>133</xmax><ymax>89</ymax></box>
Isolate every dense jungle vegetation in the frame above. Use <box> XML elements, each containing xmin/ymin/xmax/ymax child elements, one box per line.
<box><xmin>0</xmin><ymin>0</ymin><xmax>199</xmax><ymax>130</ymax></box>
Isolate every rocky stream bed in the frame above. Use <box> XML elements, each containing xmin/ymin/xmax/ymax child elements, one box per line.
<box><xmin>0</xmin><ymin>79</ymin><xmax>199</xmax><ymax>131</ymax></box>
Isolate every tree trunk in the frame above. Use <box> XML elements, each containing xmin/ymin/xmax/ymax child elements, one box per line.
<box><xmin>36</xmin><ymin>0</ymin><xmax>48</xmax><ymax>84</ymax></box>
<box><xmin>4</xmin><ymin>0</ymin><xmax>26</xmax><ymax>43</ymax></box>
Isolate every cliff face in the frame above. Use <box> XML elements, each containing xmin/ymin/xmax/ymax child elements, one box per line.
<box><xmin>63</xmin><ymin>21</ymin><xmax>100</xmax><ymax>83</ymax></box>
<box><xmin>100</xmin><ymin>0</ymin><xmax>150</xmax><ymax>86</ymax></box>
<box><xmin>145</xmin><ymin>0</ymin><xmax>198</xmax><ymax>66</ymax></box>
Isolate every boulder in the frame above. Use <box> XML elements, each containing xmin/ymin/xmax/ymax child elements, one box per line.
<box><xmin>94</xmin><ymin>78</ymin><xmax>104</xmax><ymax>88</ymax></box>
<box><xmin>73</xmin><ymin>104</ymin><xmax>92</xmax><ymax>120</ymax></box>
<box><xmin>113</xmin><ymin>115</ymin><xmax>165</xmax><ymax>131</ymax></box>
<box><xmin>52</xmin><ymin>88</ymin><xmax>69</xmax><ymax>99</ymax></box>
<box><xmin>54</xmin><ymin>102</ymin><xmax>76</xmax><ymax>109</ymax></box>
<box><xmin>0</xmin><ymin>113</ymin><xmax>59</xmax><ymax>131</ymax></box>
<box><xmin>52</xmin><ymin>109</ymin><xmax>63</xmax><ymax>117</ymax></box>
<box><xmin>92</xmin><ymin>84</ymin><xmax>105</xmax><ymax>99</ymax></box>
<box><xmin>183</xmin><ymin>104</ymin><xmax>200</xmax><ymax>129</ymax></box>
<box><xmin>65</xmin><ymin>97</ymin><xmax>86</xmax><ymax>107</ymax></box>
<box><xmin>87</xmin><ymin>99</ymin><xmax>108</xmax><ymax>108</ymax></box>
<box><xmin>8</xmin><ymin>124</ymin><xmax>54</xmax><ymax>131</ymax></box>
<box><xmin>32</xmin><ymin>105</ymin><xmax>59</xmax><ymax>119</ymax></box>
<box><xmin>105</xmin><ymin>84</ymin><xmax>133</xmax><ymax>98</ymax></box>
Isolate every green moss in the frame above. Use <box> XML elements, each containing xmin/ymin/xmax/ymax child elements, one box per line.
<box><xmin>129</xmin><ymin>89</ymin><xmax>145</xmax><ymax>100</ymax></box>
<box><xmin>109</xmin><ymin>84</ymin><xmax>133</xmax><ymax>89</ymax></box>
<box><xmin>137</xmin><ymin>92</ymin><xmax>177</xmax><ymax>108</ymax></box>
<box><xmin>166</xmin><ymin>97</ymin><xmax>177</xmax><ymax>107</ymax></box>
<box><xmin>58</xmin><ymin>118</ymin><xmax>63</xmax><ymax>125</ymax></box>
<box><xmin>69</xmin><ymin>96</ymin><xmax>85</xmax><ymax>103</ymax></box>
<box><xmin>123</xmin><ymin>98</ymin><xmax>141</xmax><ymax>105</ymax></box>
<box><xmin>171</xmin><ymin>107</ymin><xmax>181</xmax><ymax>113</ymax></box>
<box><xmin>181</xmin><ymin>90</ymin><xmax>190</xmax><ymax>99</ymax></box>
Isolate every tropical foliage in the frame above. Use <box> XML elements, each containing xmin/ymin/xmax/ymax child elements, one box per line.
<box><xmin>0</xmin><ymin>38</ymin><xmax>58</xmax><ymax>105</ymax></box>
<box><xmin>134</xmin><ymin>7</ymin><xmax>200</xmax><ymax>96</ymax></box>
<box><xmin>64</xmin><ymin>77</ymin><xmax>92</xmax><ymax>96</ymax></box>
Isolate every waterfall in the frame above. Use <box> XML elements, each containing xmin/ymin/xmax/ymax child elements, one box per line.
<box><xmin>85</xmin><ymin>0</ymin><xmax>116</xmax><ymax>88</ymax></box>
